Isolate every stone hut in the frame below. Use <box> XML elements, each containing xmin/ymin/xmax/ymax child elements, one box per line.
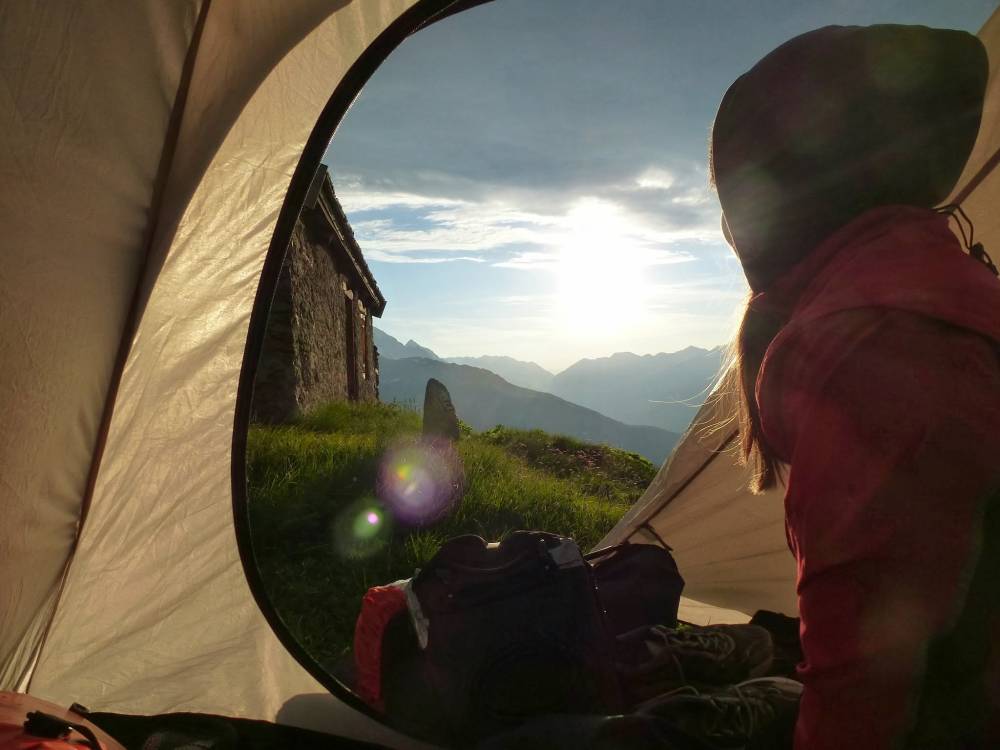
<box><xmin>252</xmin><ymin>166</ymin><xmax>385</xmax><ymax>423</ymax></box>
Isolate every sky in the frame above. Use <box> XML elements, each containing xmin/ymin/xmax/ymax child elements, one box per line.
<box><xmin>324</xmin><ymin>0</ymin><xmax>997</xmax><ymax>372</ymax></box>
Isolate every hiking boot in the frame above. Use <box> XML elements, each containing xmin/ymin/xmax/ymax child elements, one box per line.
<box><xmin>636</xmin><ymin>676</ymin><xmax>803</xmax><ymax>749</ymax></box>
<box><xmin>616</xmin><ymin>624</ymin><xmax>775</xmax><ymax>701</ymax></box>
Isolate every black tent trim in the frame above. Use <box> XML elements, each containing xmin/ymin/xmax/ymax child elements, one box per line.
<box><xmin>230</xmin><ymin>0</ymin><xmax>494</xmax><ymax>730</ymax></box>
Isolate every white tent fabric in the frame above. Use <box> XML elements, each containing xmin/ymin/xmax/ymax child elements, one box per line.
<box><xmin>953</xmin><ymin>6</ymin><xmax>1000</xmax><ymax>243</ymax></box>
<box><xmin>28</xmin><ymin>0</ymin><xmax>385</xmax><ymax>725</ymax></box>
<box><xmin>599</xmin><ymin>4</ymin><xmax>1000</xmax><ymax>626</ymax></box>
<box><xmin>2</xmin><ymin>1</ymin><xmax>426</xmax><ymax>745</ymax></box>
<box><xmin>0</xmin><ymin>1</ymin><xmax>998</xmax><ymax>747</ymax></box>
<box><xmin>0</xmin><ymin>1</ymin><xmax>201</xmax><ymax>690</ymax></box>
<box><xmin>600</xmin><ymin>379</ymin><xmax>794</xmax><ymax>623</ymax></box>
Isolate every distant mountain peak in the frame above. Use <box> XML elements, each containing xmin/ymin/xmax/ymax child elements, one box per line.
<box><xmin>446</xmin><ymin>354</ymin><xmax>554</xmax><ymax>392</ymax></box>
<box><xmin>561</xmin><ymin>345</ymin><xmax>719</xmax><ymax>371</ymax></box>
<box><xmin>373</xmin><ymin>328</ymin><xmax>440</xmax><ymax>360</ymax></box>
<box><xmin>549</xmin><ymin>345</ymin><xmax>725</xmax><ymax>434</ymax></box>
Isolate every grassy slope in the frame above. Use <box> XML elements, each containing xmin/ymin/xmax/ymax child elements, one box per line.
<box><xmin>247</xmin><ymin>401</ymin><xmax>656</xmax><ymax>672</ymax></box>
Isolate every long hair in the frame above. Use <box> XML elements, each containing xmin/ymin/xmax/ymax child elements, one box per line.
<box><xmin>710</xmin><ymin>148</ymin><xmax>786</xmax><ymax>494</ymax></box>
<box><xmin>731</xmin><ymin>293</ymin><xmax>786</xmax><ymax>494</ymax></box>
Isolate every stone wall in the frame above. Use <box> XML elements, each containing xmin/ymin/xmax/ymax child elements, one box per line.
<box><xmin>252</xmin><ymin>220</ymin><xmax>379</xmax><ymax>423</ymax></box>
<box><xmin>250</xmin><ymin>257</ymin><xmax>298</xmax><ymax>424</ymax></box>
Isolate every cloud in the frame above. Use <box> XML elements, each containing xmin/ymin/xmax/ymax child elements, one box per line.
<box><xmin>363</xmin><ymin>250</ymin><xmax>485</xmax><ymax>264</ymax></box>
<box><xmin>339</xmin><ymin>187</ymin><xmax>563</xmax><ymax>256</ymax></box>
<box><xmin>325</xmin><ymin>0</ymin><xmax>990</xmax><ymax>269</ymax></box>
<box><xmin>337</xmin><ymin>167</ymin><xmax>723</xmax><ymax>270</ymax></box>
<box><xmin>333</xmin><ymin>186</ymin><xmax>464</xmax><ymax>212</ymax></box>
<box><xmin>635</xmin><ymin>167</ymin><xmax>677</xmax><ymax>191</ymax></box>
<box><xmin>492</xmin><ymin>250</ymin><xmax>559</xmax><ymax>270</ymax></box>
<box><xmin>325</xmin><ymin>0</ymin><xmax>993</xmax><ymax>370</ymax></box>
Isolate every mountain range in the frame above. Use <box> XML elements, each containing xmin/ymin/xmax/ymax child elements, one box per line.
<box><xmin>445</xmin><ymin>355</ymin><xmax>555</xmax><ymax>392</ymax></box>
<box><xmin>373</xmin><ymin>329</ymin><xmax>440</xmax><ymax>361</ymax></box>
<box><xmin>378</xmin><ymin>357</ymin><xmax>679</xmax><ymax>463</ymax></box>
<box><xmin>548</xmin><ymin>347</ymin><xmax>725</xmax><ymax>434</ymax></box>
<box><xmin>375</xmin><ymin>327</ymin><xmax>724</xmax><ymax>435</ymax></box>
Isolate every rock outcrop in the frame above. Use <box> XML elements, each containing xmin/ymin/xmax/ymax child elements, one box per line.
<box><xmin>422</xmin><ymin>378</ymin><xmax>460</xmax><ymax>441</ymax></box>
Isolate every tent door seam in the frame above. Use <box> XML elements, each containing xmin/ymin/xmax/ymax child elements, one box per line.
<box><xmin>25</xmin><ymin>0</ymin><xmax>214</xmax><ymax>693</ymax></box>
<box><xmin>953</xmin><ymin>144</ymin><xmax>1000</xmax><ymax>206</ymax></box>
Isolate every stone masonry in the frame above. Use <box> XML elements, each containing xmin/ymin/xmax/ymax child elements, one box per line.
<box><xmin>252</xmin><ymin>167</ymin><xmax>385</xmax><ymax>423</ymax></box>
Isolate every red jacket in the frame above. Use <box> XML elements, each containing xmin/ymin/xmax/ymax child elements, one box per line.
<box><xmin>755</xmin><ymin>206</ymin><xmax>1000</xmax><ymax>748</ymax></box>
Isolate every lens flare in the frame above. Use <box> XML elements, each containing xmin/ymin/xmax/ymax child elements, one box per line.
<box><xmin>331</xmin><ymin>498</ymin><xmax>391</xmax><ymax>559</ymax></box>
<box><xmin>377</xmin><ymin>438</ymin><xmax>464</xmax><ymax>527</ymax></box>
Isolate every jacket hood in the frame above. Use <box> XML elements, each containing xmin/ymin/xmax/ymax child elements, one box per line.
<box><xmin>712</xmin><ymin>24</ymin><xmax>988</xmax><ymax>292</ymax></box>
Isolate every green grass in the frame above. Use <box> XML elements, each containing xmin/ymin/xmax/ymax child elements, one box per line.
<box><xmin>247</xmin><ymin>401</ymin><xmax>652</xmax><ymax>673</ymax></box>
<box><xmin>478</xmin><ymin>425</ymin><xmax>657</xmax><ymax>503</ymax></box>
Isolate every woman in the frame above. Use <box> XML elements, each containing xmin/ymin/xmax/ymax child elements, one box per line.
<box><xmin>711</xmin><ymin>24</ymin><xmax>999</xmax><ymax>749</ymax></box>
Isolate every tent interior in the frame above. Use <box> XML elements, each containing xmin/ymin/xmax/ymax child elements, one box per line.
<box><xmin>1</xmin><ymin>1</ymin><xmax>998</xmax><ymax>747</ymax></box>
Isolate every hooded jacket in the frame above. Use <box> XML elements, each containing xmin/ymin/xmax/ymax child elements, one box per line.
<box><xmin>712</xmin><ymin>24</ymin><xmax>988</xmax><ymax>292</ymax></box>
<box><xmin>712</xmin><ymin>23</ymin><xmax>997</xmax><ymax>749</ymax></box>
<box><xmin>756</xmin><ymin>206</ymin><xmax>1000</xmax><ymax>748</ymax></box>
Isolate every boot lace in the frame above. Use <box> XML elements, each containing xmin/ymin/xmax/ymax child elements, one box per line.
<box><xmin>669</xmin><ymin>629</ymin><xmax>735</xmax><ymax>654</ymax></box>
<box><xmin>635</xmin><ymin>681</ymin><xmax>789</xmax><ymax>744</ymax></box>
<box><xmin>701</xmin><ymin>681</ymin><xmax>780</xmax><ymax>741</ymax></box>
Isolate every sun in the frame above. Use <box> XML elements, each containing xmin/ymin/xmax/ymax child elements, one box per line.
<box><xmin>554</xmin><ymin>198</ymin><xmax>651</xmax><ymax>334</ymax></box>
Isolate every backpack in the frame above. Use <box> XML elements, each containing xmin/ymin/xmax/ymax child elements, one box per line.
<box><xmin>586</xmin><ymin>541</ymin><xmax>685</xmax><ymax>637</ymax></box>
<box><xmin>394</xmin><ymin>531</ymin><xmax>623</xmax><ymax>745</ymax></box>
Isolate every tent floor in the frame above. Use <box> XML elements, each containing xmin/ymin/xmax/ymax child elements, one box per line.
<box><xmin>88</xmin><ymin>710</ymin><xmax>392</xmax><ymax>750</ymax></box>
<box><xmin>677</xmin><ymin>597</ymin><xmax>753</xmax><ymax>626</ymax></box>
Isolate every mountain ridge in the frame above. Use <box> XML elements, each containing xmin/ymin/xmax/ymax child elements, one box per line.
<box><xmin>374</xmin><ymin>327</ymin><xmax>724</xmax><ymax>435</ymax></box>
<box><xmin>374</xmin><ymin>328</ymin><xmax>440</xmax><ymax>360</ymax></box>
<box><xmin>549</xmin><ymin>345</ymin><xmax>725</xmax><ymax>433</ymax></box>
<box><xmin>445</xmin><ymin>354</ymin><xmax>554</xmax><ymax>391</ymax></box>
<box><xmin>378</xmin><ymin>357</ymin><xmax>679</xmax><ymax>464</ymax></box>
<box><xmin>375</xmin><ymin>326</ymin><xmax>720</xmax><ymax>376</ymax></box>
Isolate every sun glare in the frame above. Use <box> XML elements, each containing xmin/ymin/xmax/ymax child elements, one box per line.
<box><xmin>554</xmin><ymin>198</ymin><xmax>653</xmax><ymax>334</ymax></box>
